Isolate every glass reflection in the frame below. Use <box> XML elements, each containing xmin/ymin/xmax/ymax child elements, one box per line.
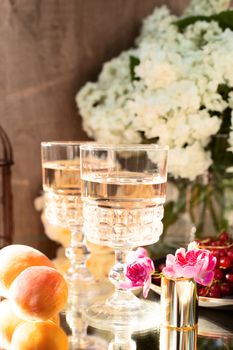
<box><xmin>108</xmin><ymin>329</ymin><xmax>136</xmax><ymax>350</ymax></box>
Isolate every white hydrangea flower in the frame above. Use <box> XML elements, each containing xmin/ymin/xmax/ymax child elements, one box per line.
<box><xmin>184</xmin><ymin>0</ymin><xmax>230</xmax><ymax>16</ymax></box>
<box><xmin>183</xmin><ymin>20</ymin><xmax>223</xmax><ymax>50</ymax></box>
<box><xmin>136</xmin><ymin>56</ymin><xmax>178</xmax><ymax>90</ymax></box>
<box><xmin>168</xmin><ymin>143</ymin><xmax>213</xmax><ymax>180</ymax></box>
<box><xmin>187</xmin><ymin>110</ymin><xmax>221</xmax><ymax>146</ymax></box>
<box><xmin>76</xmin><ymin>3</ymin><xmax>233</xmax><ymax>180</ymax></box>
<box><xmin>136</xmin><ymin>6</ymin><xmax>178</xmax><ymax>46</ymax></box>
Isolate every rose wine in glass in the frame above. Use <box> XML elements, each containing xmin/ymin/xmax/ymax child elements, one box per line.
<box><xmin>83</xmin><ymin>171</ymin><xmax>166</xmax><ymax>246</ymax></box>
<box><xmin>80</xmin><ymin>144</ymin><xmax>168</xmax><ymax>331</ymax></box>
<box><xmin>41</xmin><ymin>142</ymin><xmax>108</xmax><ymax>350</ymax></box>
<box><xmin>42</xmin><ymin>160</ymin><xmax>81</xmax><ymax>228</ymax></box>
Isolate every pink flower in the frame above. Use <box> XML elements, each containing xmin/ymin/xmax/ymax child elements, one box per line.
<box><xmin>162</xmin><ymin>242</ymin><xmax>217</xmax><ymax>286</ymax></box>
<box><xmin>125</xmin><ymin>247</ymin><xmax>148</xmax><ymax>263</ymax></box>
<box><xmin>120</xmin><ymin>248</ymin><xmax>155</xmax><ymax>298</ymax></box>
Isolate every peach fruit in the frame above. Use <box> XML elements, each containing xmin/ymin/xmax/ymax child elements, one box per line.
<box><xmin>11</xmin><ymin>320</ymin><xmax>69</xmax><ymax>350</ymax></box>
<box><xmin>9</xmin><ymin>265</ymin><xmax>68</xmax><ymax>322</ymax></box>
<box><xmin>0</xmin><ymin>299</ymin><xmax>23</xmax><ymax>349</ymax></box>
<box><xmin>0</xmin><ymin>244</ymin><xmax>54</xmax><ymax>298</ymax></box>
<box><xmin>50</xmin><ymin>313</ymin><xmax>60</xmax><ymax>326</ymax></box>
<box><xmin>0</xmin><ymin>300</ymin><xmax>61</xmax><ymax>349</ymax></box>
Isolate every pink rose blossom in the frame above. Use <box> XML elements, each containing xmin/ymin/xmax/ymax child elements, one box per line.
<box><xmin>120</xmin><ymin>248</ymin><xmax>155</xmax><ymax>298</ymax></box>
<box><xmin>162</xmin><ymin>242</ymin><xmax>217</xmax><ymax>286</ymax></box>
<box><xmin>125</xmin><ymin>247</ymin><xmax>148</xmax><ymax>263</ymax></box>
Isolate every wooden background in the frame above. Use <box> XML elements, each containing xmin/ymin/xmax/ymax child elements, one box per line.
<box><xmin>0</xmin><ymin>0</ymin><xmax>189</xmax><ymax>255</ymax></box>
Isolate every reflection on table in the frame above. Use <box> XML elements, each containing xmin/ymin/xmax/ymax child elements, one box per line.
<box><xmin>61</xmin><ymin>291</ymin><xmax>233</xmax><ymax>350</ymax></box>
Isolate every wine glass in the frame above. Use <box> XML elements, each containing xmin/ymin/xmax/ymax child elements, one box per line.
<box><xmin>80</xmin><ymin>144</ymin><xmax>168</xmax><ymax>331</ymax></box>
<box><xmin>41</xmin><ymin>141</ymin><xmax>108</xmax><ymax>350</ymax></box>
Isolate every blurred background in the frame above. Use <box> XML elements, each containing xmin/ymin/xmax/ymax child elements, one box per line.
<box><xmin>0</xmin><ymin>0</ymin><xmax>188</xmax><ymax>255</ymax></box>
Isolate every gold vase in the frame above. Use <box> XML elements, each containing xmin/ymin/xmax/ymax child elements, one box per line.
<box><xmin>161</xmin><ymin>276</ymin><xmax>198</xmax><ymax>330</ymax></box>
<box><xmin>160</xmin><ymin>325</ymin><xmax>197</xmax><ymax>350</ymax></box>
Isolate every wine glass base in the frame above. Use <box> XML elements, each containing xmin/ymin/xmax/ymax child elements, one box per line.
<box><xmin>108</xmin><ymin>339</ymin><xmax>136</xmax><ymax>350</ymax></box>
<box><xmin>83</xmin><ymin>299</ymin><xmax>159</xmax><ymax>332</ymax></box>
<box><xmin>69</xmin><ymin>334</ymin><xmax>108</xmax><ymax>350</ymax></box>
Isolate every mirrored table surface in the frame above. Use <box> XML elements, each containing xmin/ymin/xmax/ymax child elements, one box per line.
<box><xmin>61</xmin><ymin>291</ymin><xmax>233</xmax><ymax>350</ymax></box>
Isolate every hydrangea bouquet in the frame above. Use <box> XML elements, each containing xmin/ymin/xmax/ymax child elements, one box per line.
<box><xmin>77</xmin><ymin>0</ymin><xmax>233</xmax><ymax>240</ymax></box>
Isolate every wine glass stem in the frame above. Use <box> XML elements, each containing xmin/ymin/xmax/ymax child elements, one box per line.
<box><xmin>66</xmin><ymin>304</ymin><xmax>88</xmax><ymax>349</ymax></box>
<box><xmin>108</xmin><ymin>249</ymin><xmax>140</xmax><ymax>308</ymax></box>
<box><xmin>66</xmin><ymin>225</ymin><xmax>92</xmax><ymax>281</ymax></box>
<box><xmin>110</xmin><ymin>249</ymin><xmax>127</xmax><ymax>286</ymax></box>
<box><xmin>65</xmin><ymin>225</ymin><xmax>93</xmax><ymax>347</ymax></box>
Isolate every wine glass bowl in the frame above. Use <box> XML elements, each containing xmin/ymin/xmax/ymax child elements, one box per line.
<box><xmin>41</xmin><ymin>144</ymin><xmax>82</xmax><ymax>229</ymax></box>
<box><xmin>81</xmin><ymin>146</ymin><xmax>167</xmax><ymax>249</ymax></box>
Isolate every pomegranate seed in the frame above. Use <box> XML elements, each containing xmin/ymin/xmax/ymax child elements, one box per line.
<box><xmin>225</xmin><ymin>273</ymin><xmax>233</xmax><ymax>284</ymax></box>
<box><xmin>220</xmin><ymin>283</ymin><xmax>233</xmax><ymax>296</ymax></box>
<box><xmin>219</xmin><ymin>257</ymin><xmax>231</xmax><ymax>269</ymax></box>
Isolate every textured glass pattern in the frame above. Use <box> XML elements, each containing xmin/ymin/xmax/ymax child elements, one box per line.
<box><xmin>83</xmin><ymin>203</ymin><xmax>164</xmax><ymax>248</ymax></box>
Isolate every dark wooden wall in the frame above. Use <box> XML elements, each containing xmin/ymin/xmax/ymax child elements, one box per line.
<box><xmin>0</xmin><ymin>0</ymin><xmax>189</xmax><ymax>254</ymax></box>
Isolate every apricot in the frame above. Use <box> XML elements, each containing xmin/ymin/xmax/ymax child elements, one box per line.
<box><xmin>0</xmin><ymin>244</ymin><xmax>54</xmax><ymax>298</ymax></box>
<box><xmin>0</xmin><ymin>300</ymin><xmax>61</xmax><ymax>349</ymax></box>
<box><xmin>11</xmin><ymin>321</ymin><xmax>68</xmax><ymax>350</ymax></box>
<box><xmin>50</xmin><ymin>313</ymin><xmax>60</xmax><ymax>326</ymax></box>
<box><xmin>0</xmin><ymin>299</ymin><xmax>22</xmax><ymax>349</ymax></box>
<box><xmin>9</xmin><ymin>266</ymin><xmax>68</xmax><ymax>322</ymax></box>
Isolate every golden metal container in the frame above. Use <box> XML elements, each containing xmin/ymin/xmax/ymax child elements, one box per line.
<box><xmin>160</xmin><ymin>325</ymin><xmax>197</xmax><ymax>350</ymax></box>
<box><xmin>161</xmin><ymin>276</ymin><xmax>198</xmax><ymax>330</ymax></box>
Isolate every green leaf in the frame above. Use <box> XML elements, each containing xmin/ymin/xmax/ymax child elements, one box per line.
<box><xmin>175</xmin><ymin>15</ymin><xmax>211</xmax><ymax>31</ymax></box>
<box><xmin>175</xmin><ymin>10</ymin><xmax>233</xmax><ymax>32</ymax></box>
<box><xmin>217</xmin><ymin>84</ymin><xmax>233</xmax><ymax>101</ymax></box>
<box><xmin>129</xmin><ymin>55</ymin><xmax>140</xmax><ymax>82</ymax></box>
<box><xmin>139</xmin><ymin>131</ymin><xmax>159</xmax><ymax>144</ymax></box>
<box><xmin>163</xmin><ymin>189</ymin><xmax>187</xmax><ymax>234</ymax></box>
